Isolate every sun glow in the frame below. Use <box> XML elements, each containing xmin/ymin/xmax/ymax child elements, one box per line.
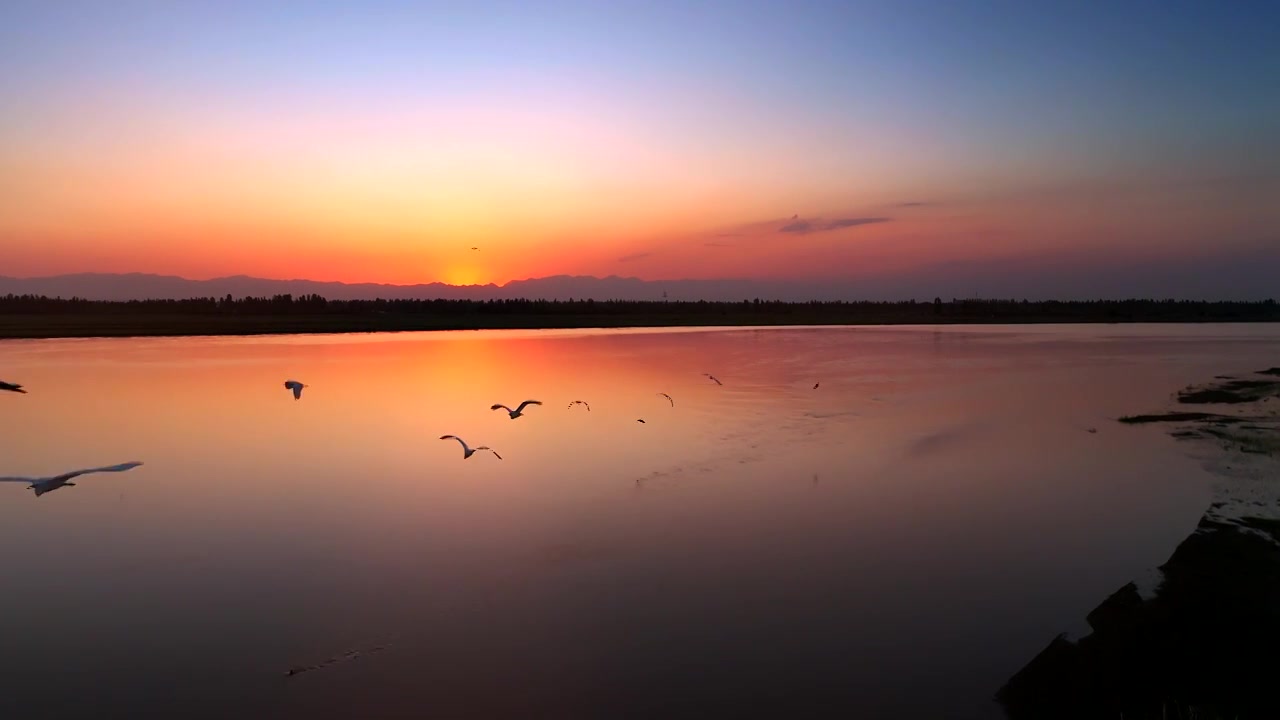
<box><xmin>442</xmin><ymin>266</ymin><xmax>486</xmax><ymax>286</ymax></box>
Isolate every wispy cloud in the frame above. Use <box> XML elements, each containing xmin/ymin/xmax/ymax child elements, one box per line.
<box><xmin>826</xmin><ymin>217</ymin><xmax>890</xmax><ymax>230</ymax></box>
<box><xmin>704</xmin><ymin>241</ymin><xmax>736</xmax><ymax>247</ymax></box>
<box><xmin>617</xmin><ymin>251</ymin><xmax>654</xmax><ymax>263</ymax></box>
<box><xmin>780</xmin><ymin>216</ymin><xmax>890</xmax><ymax>234</ymax></box>
<box><xmin>896</xmin><ymin>201</ymin><xmax>933</xmax><ymax>208</ymax></box>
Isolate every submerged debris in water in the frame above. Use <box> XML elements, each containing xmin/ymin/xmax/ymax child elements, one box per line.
<box><xmin>1177</xmin><ymin>376</ymin><xmax>1280</xmax><ymax>405</ymax></box>
<box><xmin>1118</xmin><ymin>412</ymin><xmax>1238</xmax><ymax>424</ymax></box>
<box><xmin>285</xmin><ymin>644</ymin><xmax>389</xmax><ymax>677</ymax></box>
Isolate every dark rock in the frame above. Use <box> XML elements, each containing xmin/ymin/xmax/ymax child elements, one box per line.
<box><xmin>1084</xmin><ymin>582</ymin><xmax>1144</xmax><ymax>636</ymax></box>
<box><xmin>998</xmin><ymin>517</ymin><xmax>1280</xmax><ymax>719</ymax></box>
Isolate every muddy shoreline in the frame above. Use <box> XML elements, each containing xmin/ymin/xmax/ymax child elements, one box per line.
<box><xmin>998</xmin><ymin>370</ymin><xmax>1280</xmax><ymax>719</ymax></box>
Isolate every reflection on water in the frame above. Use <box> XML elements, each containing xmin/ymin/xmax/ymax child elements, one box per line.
<box><xmin>1</xmin><ymin>324</ymin><xmax>1278</xmax><ymax>718</ymax></box>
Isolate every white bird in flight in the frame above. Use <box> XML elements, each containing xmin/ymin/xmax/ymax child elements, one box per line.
<box><xmin>491</xmin><ymin>400</ymin><xmax>541</xmax><ymax>419</ymax></box>
<box><xmin>1</xmin><ymin>380</ymin><xmax>26</xmax><ymax>394</ymax></box>
<box><xmin>703</xmin><ymin>374</ymin><xmax>723</xmax><ymax>386</ymax></box>
<box><xmin>284</xmin><ymin>380</ymin><xmax>307</xmax><ymax>400</ymax></box>
<box><xmin>439</xmin><ymin>435</ymin><xmax>502</xmax><ymax>460</ymax></box>
<box><xmin>567</xmin><ymin>400</ymin><xmax>590</xmax><ymax>411</ymax></box>
<box><xmin>657</xmin><ymin>392</ymin><xmax>674</xmax><ymax>407</ymax></box>
<box><xmin>0</xmin><ymin>461</ymin><xmax>144</xmax><ymax>497</ymax></box>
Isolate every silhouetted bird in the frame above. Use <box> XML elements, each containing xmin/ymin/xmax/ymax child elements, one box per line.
<box><xmin>703</xmin><ymin>374</ymin><xmax>723</xmax><ymax>385</ymax></box>
<box><xmin>0</xmin><ymin>380</ymin><xmax>25</xmax><ymax>394</ymax></box>
<box><xmin>636</xmin><ymin>419</ymin><xmax>646</xmax><ymax>424</ymax></box>
<box><xmin>491</xmin><ymin>400</ymin><xmax>542</xmax><ymax>419</ymax></box>
<box><xmin>813</xmin><ymin>382</ymin><xmax>820</xmax><ymax>389</ymax></box>
<box><xmin>284</xmin><ymin>380</ymin><xmax>307</xmax><ymax>400</ymax></box>
<box><xmin>657</xmin><ymin>392</ymin><xmax>674</xmax><ymax>406</ymax></box>
<box><xmin>0</xmin><ymin>461</ymin><xmax>144</xmax><ymax>497</ymax></box>
<box><xmin>567</xmin><ymin>400</ymin><xmax>590</xmax><ymax>411</ymax></box>
<box><xmin>439</xmin><ymin>435</ymin><xmax>502</xmax><ymax>460</ymax></box>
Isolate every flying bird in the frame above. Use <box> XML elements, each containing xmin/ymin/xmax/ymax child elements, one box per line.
<box><xmin>0</xmin><ymin>380</ymin><xmax>26</xmax><ymax>394</ymax></box>
<box><xmin>491</xmin><ymin>400</ymin><xmax>541</xmax><ymax>419</ymax></box>
<box><xmin>657</xmin><ymin>393</ymin><xmax>674</xmax><ymax>407</ymax></box>
<box><xmin>813</xmin><ymin>382</ymin><xmax>820</xmax><ymax>389</ymax></box>
<box><xmin>470</xmin><ymin>247</ymin><xmax>479</xmax><ymax>250</ymax></box>
<box><xmin>439</xmin><ymin>435</ymin><xmax>502</xmax><ymax>460</ymax></box>
<box><xmin>567</xmin><ymin>400</ymin><xmax>590</xmax><ymax>411</ymax></box>
<box><xmin>284</xmin><ymin>380</ymin><xmax>307</xmax><ymax>400</ymax></box>
<box><xmin>0</xmin><ymin>461</ymin><xmax>144</xmax><ymax>497</ymax></box>
<box><xmin>636</xmin><ymin>419</ymin><xmax>646</xmax><ymax>424</ymax></box>
<box><xmin>703</xmin><ymin>374</ymin><xmax>723</xmax><ymax>386</ymax></box>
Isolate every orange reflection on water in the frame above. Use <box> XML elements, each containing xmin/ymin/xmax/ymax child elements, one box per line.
<box><xmin>2</xmin><ymin>325</ymin><xmax>1278</xmax><ymax>718</ymax></box>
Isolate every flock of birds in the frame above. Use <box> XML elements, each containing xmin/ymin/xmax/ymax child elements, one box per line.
<box><xmin>0</xmin><ymin>371</ymin><xmax>792</xmax><ymax>497</ymax></box>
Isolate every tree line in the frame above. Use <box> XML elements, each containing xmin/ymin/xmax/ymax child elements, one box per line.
<box><xmin>1</xmin><ymin>293</ymin><xmax>1277</xmax><ymax>322</ymax></box>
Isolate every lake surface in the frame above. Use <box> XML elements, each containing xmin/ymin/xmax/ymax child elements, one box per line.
<box><xmin>2</xmin><ymin>324</ymin><xmax>1278</xmax><ymax>719</ymax></box>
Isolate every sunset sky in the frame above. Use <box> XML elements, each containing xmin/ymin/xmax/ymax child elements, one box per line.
<box><xmin>2</xmin><ymin>1</ymin><xmax>1277</xmax><ymax>295</ymax></box>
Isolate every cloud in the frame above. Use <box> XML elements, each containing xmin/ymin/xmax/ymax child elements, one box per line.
<box><xmin>780</xmin><ymin>216</ymin><xmax>890</xmax><ymax>234</ymax></box>
<box><xmin>703</xmin><ymin>241</ymin><xmax>737</xmax><ymax>247</ymax></box>
<box><xmin>617</xmin><ymin>251</ymin><xmax>654</xmax><ymax>263</ymax></box>
<box><xmin>897</xmin><ymin>201</ymin><xmax>933</xmax><ymax>207</ymax></box>
<box><xmin>826</xmin><ymin>217</ymin><xmax>890</xmax><ymax>230</ymax></box>
<box><xmin>779</xmin><ymin>220</ymin><xmax>814</xmax><ymax>233</ymax></box>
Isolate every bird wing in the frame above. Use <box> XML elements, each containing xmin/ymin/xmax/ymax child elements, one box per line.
<box><xmin>0</xmin><ymin>476</ymin><xmax>37</xmax><ymax>483</ymax></box>
<box><xmin>514</xmin><ymin>400</ymin><xmax>542</xmax><ymax>413</ymax></box>
<box><xmin>658</xmin><ymin>393</ymin><xmax>673</xmax><ymax>406</ymax></box>
<box><xmin>490</xmin><ymin>404</ymin><xmax>512</xmax><ymax>412</ymax></box>
<box><xmin>54</xmin><ymin>462</ymin><xmax>144</xmax><ymax>482</ymax></box>
<box><xmin>0</xmin><ymin>381</ymin><xmax>25</xmax><ymax>393</ymax></box>
<box><xmin>292</xmin><ymin>385</ymin><xmax>303</xmax><ymax>399</ymax></box>
<box><xmin>440</xmin><ymin>435</ymin><xmax>470</xmax><ymax>451</ymax></box>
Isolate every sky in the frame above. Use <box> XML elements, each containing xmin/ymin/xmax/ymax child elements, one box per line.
<box><xmin>1</xmin><ymin>0</ymin><xmax>1277</xmax><ymax>296</ymax></box>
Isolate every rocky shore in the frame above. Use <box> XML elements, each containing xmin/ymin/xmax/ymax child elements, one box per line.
<box><xmin>998</xmin><ymin>369</ymin><xmax>1280</xmax><ymax>719</ymax></box>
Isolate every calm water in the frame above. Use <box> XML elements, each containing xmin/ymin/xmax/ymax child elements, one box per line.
<box><xmin>2</xmin><ymin>324</ymin><xmax>1278</xmax><ymax>719</ymax></box>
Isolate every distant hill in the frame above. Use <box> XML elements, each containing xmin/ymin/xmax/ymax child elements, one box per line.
<box><xmin>0</xmin><ymin>272</ymin><xmax>905</xmax><ymax>303</ymax></box>
<box><xmin>2</xmin><ymin>254</ymin><xmax>1278</xmax><ymax>302</ymax></box>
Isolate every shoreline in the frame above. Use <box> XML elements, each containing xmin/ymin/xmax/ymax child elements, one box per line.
<box><xmin>2</xmin><ymin>296</ymin><xmax>1276</xmax><ymax>340</ymax></box>
<box><xmin>998</xmin><ymin>370</ymin><xmax>1280</xmax><ymax>719</ymax></box>
<box><xmin>1</xmin><ymin>314</ymin><xmax>1278</xmax><ymax>341</ymax></box>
